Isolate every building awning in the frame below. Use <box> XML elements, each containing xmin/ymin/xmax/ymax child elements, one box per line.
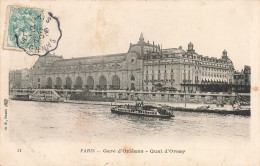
<box><xmin>209</xmin><ymin>77</ymin><xmax>213</xmax><ymax>82</ymax></box>
<box><xmin>204</xmin><ymin>77</ymin><xmax>210</xmax><ymax>82</ymax></box>
<box><xmin>225</xmin><ymin>78</ymin><xmax>228</xmax><ymax>82</ymax></box>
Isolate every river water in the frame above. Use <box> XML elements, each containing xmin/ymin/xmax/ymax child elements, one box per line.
<box><xmin>8</xmin><ymin>100</ymin><xmax>250</xmax><ymax>144</ymax></box>
<box><xmin>9</xmin><ymin>101</ymin><xmax>250</xmax><ymax>144</ymax></box>
<box><xmin>4</xmin><ymin>100</ymin><xmax>253</xmax><ymax>166</ymax></box>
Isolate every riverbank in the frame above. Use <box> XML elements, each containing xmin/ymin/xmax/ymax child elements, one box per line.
<box><xmin>10</xmin><ymin>89</ymin><xmax>251</xmax><ymax>106</ymax></box>
<box><xmin>64</xmin><ymin>99</ymin><xmax>250</xmax><ymax>116</ymax></box>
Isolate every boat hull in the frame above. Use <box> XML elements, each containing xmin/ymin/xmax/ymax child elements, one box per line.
<box><xmin>111</xmin><ymin>108</ymin><xmax>174</xmax><ymax>119</ymax></box>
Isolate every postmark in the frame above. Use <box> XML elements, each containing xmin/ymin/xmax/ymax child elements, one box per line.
<box><xmin>3</xmin><ymin>5</ymin><xmax>62</xmax><ymax>56</ymax></box>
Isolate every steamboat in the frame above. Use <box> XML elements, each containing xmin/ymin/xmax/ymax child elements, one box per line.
<box><xmin>111</xmin><ymin>102</ymin><xmax>174</xmax><ymax>118</ymax></box>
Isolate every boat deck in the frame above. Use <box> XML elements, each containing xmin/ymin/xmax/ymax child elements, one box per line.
<box><xmin>111</xmin><ymin>105</ymin><xmax>174</xmax><ymax>118</ymax></box>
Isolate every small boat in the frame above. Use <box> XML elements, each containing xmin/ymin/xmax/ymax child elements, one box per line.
<box><xmin>111</xmin><ymin>103</ymin><xmax>175</xmax><ymax>118</ymax></box>
<box><xmin>11</xmin><ymin>94</ymin><xmax>32</xmax><ymax>101</ymax></box>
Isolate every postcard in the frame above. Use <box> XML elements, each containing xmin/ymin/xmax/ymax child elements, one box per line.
<box><xmin>0</xmin><ymin>0</ymin><xmax>259</xmax><ymax>166</ymax></box>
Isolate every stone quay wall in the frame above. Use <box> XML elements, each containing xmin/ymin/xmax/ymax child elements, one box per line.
<box><xmin>94</xmin><ymin>90</ymin><xmax>237</xmax><ymax>105</ymax></box>
<box><xmin>10</xmin><ymin>89</ymin><xmax>241</xmax><ymax>105</ymax></box>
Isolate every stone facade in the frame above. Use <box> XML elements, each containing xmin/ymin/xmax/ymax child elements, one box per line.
<box><xmin>232</xmin><ymin>65</ymin><xmax>251</xmax><ymax>93</ymax></box>
<box><xmin>20</xmin><ymin>68</ymin><xmax>33</xmax><ymax>88</ymax></box>
<box><xmin>10</xmin><ymin>68</ymin><xmax>33</xmax><ymax>89</ymax></box>
<box><xmin>234</xmin><ymin>65</ymin><xmax>251</xmax><ymax>86</ymax></box>
<box><xmin>9</xmin><ymin>70</ymin><xmax>22</xmax><ymax>89</ymax></box>
<box><xmin>31</xmin><ymin>33</ymin><xmax>235</xmax><ymax>92</ymax></box>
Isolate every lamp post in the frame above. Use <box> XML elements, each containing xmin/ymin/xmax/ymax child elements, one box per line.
<box><xmin>184</xmin><ymin>90</ymin><xmax>187</xmax><ymax>107</ymax></box>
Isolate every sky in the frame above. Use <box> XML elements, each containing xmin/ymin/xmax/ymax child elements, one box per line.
<box><xmin>3</xmin><ymin>1</ymin><xmax>259</xmax><ymax>71</ymax></box>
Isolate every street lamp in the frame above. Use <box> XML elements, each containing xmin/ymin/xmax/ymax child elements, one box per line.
<box><xmin>184</xmin><ymin>90</ymin><xmax>187</xmax><ymax>107</ymax></box>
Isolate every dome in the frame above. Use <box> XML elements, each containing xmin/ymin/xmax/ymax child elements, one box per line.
<box><xmin>188</xmin><ymin>42</ymin><xmax>194</xmax><ymax>51</ymax></box>
<box><xmin>223</xmin><ymin>49</ymin><xmax>227</xmax><ymax>54</ymax></box>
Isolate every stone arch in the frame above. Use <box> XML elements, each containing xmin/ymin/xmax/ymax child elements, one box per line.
<box><xmin>75</xmin><ymin>76</ymin><xmax>83</xmax><ymax>89</ymax></box>
<box><xmin>112</xmin><ymin>75</ymin><xmax>120</xmax><ymax>90</ymax></box>
<box><xmin>98</xmin><ymin>75</ymin><xmax>107</xmax><ymax>90</ymax></box>
<box><xmin>55</xmin><ymin>77</ymin><xmax>62</xmax><ymax>89</ymax></box>
<box><xmin>65</xmin><ymin>77</ymin><xmax>72</xmax><ymax>89</ymax></box>
<box><xmin>86</xmin><ymin>76</ymin><xmax>94</xmax><ymax>90</ymax></box>
<box><xmin>47</xmin><ymin>77</ymin><xmax>52</xmax><ymax>88</ymax></box>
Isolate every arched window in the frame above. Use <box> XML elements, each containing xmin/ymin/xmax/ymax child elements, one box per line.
<box><xmin>86</xmin><ymin>76</ymin><xmax>94</xmax><ymax>89</ymax></box>
<box><xmin>75</xmin><ymin>76</ymin><xmax>83</xmax><ymax>89</ymax></box>
<box><xmin>112</xmin><ymin>75</ymin><xmax>120</xmax><ymax>90</ymax></box>
<box><xmin>130</xmin><ymin>75</ymin><xmax>135</xmax><ymax>81</ymax></box>
<box><xmin>56</xmin><ymin>77</ymin><xmax>62</xmax><ymax>89</ymax></box>
<box><xmin>65</xmin><ymin>77</ymin><xmax>72</xmax><ymax>89</ymax></box>
<box><xmin>99</xmin><ymin>75</ymin><xmax>107</xmax><ymax>90</ymax></box>
<box><xmin>47</xmin><ymin>77</ymin><xmax>52</xmax><ymax>88</ymax></box>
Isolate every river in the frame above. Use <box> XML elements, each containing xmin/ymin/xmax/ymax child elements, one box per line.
<box><xmin>8</xmin><ymin>100</ymin><xmax>250</xmax><ymax>144</ymax></box>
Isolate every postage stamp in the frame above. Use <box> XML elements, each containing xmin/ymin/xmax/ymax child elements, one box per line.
<box><xmin>3</xmin><ymin>5</ymin><xmax>62</xmax><ymax>56</ymax></box>
<box><xmin>6</xmin><ymin>6</ymin><xmax>43</xmax><ymax>50</ymax></box>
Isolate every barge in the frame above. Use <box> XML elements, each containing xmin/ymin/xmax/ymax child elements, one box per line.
<box><xmin>169</xmin><ymin>105</ymin><xmax>250</xmax><ymax>116</ymax></box>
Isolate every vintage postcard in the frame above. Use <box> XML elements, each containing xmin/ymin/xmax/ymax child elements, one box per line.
<box><xmin>0</xmin><ymin>0</ymin><xmax>260</xmax><ymax>166</ymax></box>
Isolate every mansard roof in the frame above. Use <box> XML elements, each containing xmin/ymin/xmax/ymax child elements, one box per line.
<box><xmin>52</xmin><ymin>53</ymin><xmax>127</xmax><ymax>65</ymax></box>
<box><xmin>162</xmin><ymin>48</ymin><xmax>186</xmax><ymax>54</ymax></box>
<box><xmin>56</xmin><ymin>53</ymin><xmax>126</xmax><ymax>61</ymax></box>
